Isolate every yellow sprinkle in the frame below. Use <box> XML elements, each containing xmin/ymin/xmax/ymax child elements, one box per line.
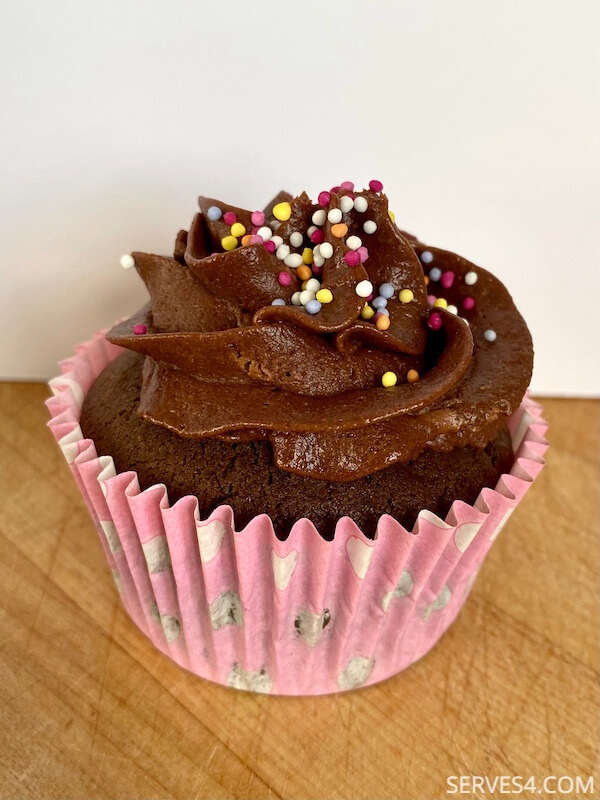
<box><xmin>316</xmin><ymin>288</ymin><xmax>333</xmax><ymax>304</ymax></box>
<box><xmin>301</xmin><ymin>280</ymin><xmax>308</xmax><ymax>290</ymax></box>
<box><xmin>433</xmin><ymin>297</ymin><xmax>448</xmax><ymax>308</ymax></box>
<box><xmin>407</xmin><ymin>369</ymin><xmax>420</xmax><ymax>383</ymax></box>
<box><xmin>399</xmin><ymin>288</ymin><xmax>414</xmax><ymax>303</ymax></box>
<box><xmin>302</xmin><ymin>247</ymin><xmax>314</xmax><ymax>265</ymax></box>
<box><xmin>221</xmin><ymin>235</ymin><xmax>238</xmax><ymax>251</ymax></box>
<box><xmin>382</xmin><ymin>371</ymin><xmax>398</xmax><ymax>388</ymax></box>
<box><xmin>230</xmin><ymin>222</ymin><xmax>246</xmax><ymax>238</ymax></box>
<box><xmin>273</xmin><ymin>201</ymin><xmax>292</xmax><ymax>221</ymax></box>
<box><xmin>361</xmin><ymin>303</ymin><xmax>375</xmax><ymax>320</ymax></box>
<box><xmin>388</xmin><ymin>210</ymin><xmax>396</xmax><ymax>223</ymax></box>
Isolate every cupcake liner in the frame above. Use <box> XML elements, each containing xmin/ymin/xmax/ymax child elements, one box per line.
<box><xmin>46</xmin><ymin>330</ymin><xmax>548</xmax><ymax>695</ymax></box>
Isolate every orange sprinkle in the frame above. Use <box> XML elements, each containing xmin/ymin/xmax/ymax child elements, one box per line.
<box><xmin>241</xmin><ymin>234</ymin><xmax>253</xmax><ymax>246</ymax></box>
<box><xmin>424</xmin><ymin>275</ymin><xmax>429</xmax><ymax>286</ymax></box>
<box><xmin>297</xmin><ymin>265</ymin><xmax>312</xmax><ymax>281</ymax></box>
<box><xmin>407</xmin><ymin>369</ymin><xmax>419</xmax><ymax>383</ymax></box>
<box><xmin>331</xmin><ymin>222</ymin><xmax>348</xmax><ymax>238</ymax></box>
<box><xmin>375</xmin><ymin>314</ymin><xmax>391</xmax><ymax>331</ymax></box>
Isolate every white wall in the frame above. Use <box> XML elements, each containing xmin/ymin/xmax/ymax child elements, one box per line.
<box><xmin>1</xmin><ymin>0</ymin><xmax>598</xmax><ymax>395</ymax></box>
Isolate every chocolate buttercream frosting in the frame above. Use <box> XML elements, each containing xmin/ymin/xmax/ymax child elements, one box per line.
<box><xmin>107</xmin><ymin>181</ymin><xmax>533</xmax><ymax>481</ymax></box>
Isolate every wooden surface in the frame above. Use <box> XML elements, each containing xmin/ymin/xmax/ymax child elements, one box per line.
<box><xmin>0</xmin><ymin>387</ymin><xmax>598</xmax><ymax>800</ymax></box>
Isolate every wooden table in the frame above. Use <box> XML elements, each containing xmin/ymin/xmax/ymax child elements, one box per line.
<box><xmin>0</xmin><ymin>386</ymin><xmax>597</xmax><ymax>800</ymax></box>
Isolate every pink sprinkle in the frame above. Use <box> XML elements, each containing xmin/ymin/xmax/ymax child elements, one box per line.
<box><xmin>366</xmin><ymin>293</ymin><xmax>374</xmax><ymax>301</ymax></box>
<box><xmin>441</xmin><ymin>271</ymin><xmax>455</xmax><ymax>289</ymax></box>
<box><xmin>369</xmin><ymin>179</ymin><xmax>383</xmax><ymax>192</ymax></box>
<box><xmin>251</xmin><ymin>210</ymin><xmax>265</xmax><ymax>226</ymax></box>
<box><xmin>250</xmin><ymin>235</ymin><xmax>263</xmax><ymax>244</ymax></box>
<box><xmin>318</xmin><ymin>191</ymin><xmax>331</xmax><ymax>206</ymax></box>
<box><xmin>341</xmin><ymin>181</ymin><xmax>355</xmax><ymax>191</ymax></box>
<box><xmin>263</xmin><ymin>240</ymin><xmax>276</xmax><ymax>254</ymax></box>
<box><xmin>223</xmin><ymin>211</ymin><xmax>236</xmax><ymax>225</ymax></box>
<box><xmin>133</xmin><ymin>323</ymin><xmax>147</xmax><ymax>335</ymax></box>
<box><xmin>428</xmin><ymin>312</ymin><xmax>443</xmax><ymax>331</ymax></box>
<box><xmin>278</xmin><ymin>271</ymin><xmax>292</xmax><ymax>286</ymax></box>
<box><xmin>358</xmin><ymin>246</ymin><xmax>369</xmax><ymax>263</ymax></box>
<box><xmin>251</xmin><ymin>226</ymin><xmax>260</xmax><ymax>235</ymax></box>
<box><xmin>330</xmin><ymin>185</ymin><xmax>340</xmax><ymax>193</ymax></box>
<box><xmin>344</xmin><ymin>251</ymin><xmax>361</xmax><ymax>267</ymax></box>
<box><xmin>311</xmin><ymin>229</ymin><xmax>325</xmax><ymax>244</ymax></box>
<box><xmin>312</xmin><ymin>264</ymin><xmax>323</xmax><ymax>276</ymax></box>
<box><xmin>462</xmin><ymin>296</ymin><xmax>475</xmax><ymax>310</ymax></box>
<box><xmin>428</xmin><ymin>294</ymin><xmax>436</xmax><ymax>306</ymax></box>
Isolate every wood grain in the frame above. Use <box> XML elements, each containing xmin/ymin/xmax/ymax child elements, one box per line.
<box><xmin>0</xmin><ymin>386</ymin><xmax>597</xmax><ymax>800</ymax></box>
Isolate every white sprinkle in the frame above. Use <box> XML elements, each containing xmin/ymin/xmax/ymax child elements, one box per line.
<box><xmin>363</xmin><ymin>220</ymin><xmax>377</xmax><ymax>234</ymax></box>
<box><xmin>257</xmin><ymin>226</ymin><xmax>272</xmax><ymax>241</ymax></box>
<box><xmin>355</xmin><ymin>280</ymin><xmax>373</xmax><ymax>298</ymax></box>
<box><xmin>271</xmin><ymin>298</ymin><xmax>286</xmax><ymax>306</ymax></box>
<box><xmin>484</xmin><ymin>329</ymin><xmax>497</xmax><ymax>342</ymax></box>
<box><xmin>353</xmin><ymin>196</ymin><xmax>368</xmax><ymax>213</ymax></box>
<box><xmin>327</xmin><ymin>208</ymin><xmax>342</xmax><ymax>224</ymax></box>
<box><xmin>340</xmin><ymin>196</ymin><xmax>354</xmax><ymax>213</ymax></box>
<box><xmin>284</xmin><ymin>253</ymin><xmax>303</xmax><ymax>268</ymax></box>
<box><xmin>465</xmin><ymin>271</ymin><xmax>478</xmax><ymax>285</ymax></box>
<box><xmin>305</xmin><ymin>278</ymin><xmax>320</xmax><ymax>293</ymax></box>
<box><xmin>313</xmin><ymin>251</ymin><xmax>325</xmax><ymax>267</ymax></box>
<box><xmin>319</xmin><ymin>242</ymin><xmax>334</xmax><ymax>259</ymax></box>
<box><xmin>300</xmin><ymin>289</ymin><xmax>316</xmax><ymax>306</ymax></box>
<box><xmin>346</xmin><ymin>235</ymin><xmax>362</xmax><ymax>251</ymax></box>
<box><xmin>312</xmin><ymin>209</ymin><xmax>326</xmax><ymax>226</ymax></box>
<box><xmin>271</xmin><ymin>235</ymin><xmax>283</xmax><ymax>248</ymax></box>
<box><xmin>420</xmin><ymin>250</ymin><xmax>434</xmax><ymax>264</ymax></box>
<box><xmin>446</xmin><ymin>304</ymin><xmax>458</xmax><ymax>315</ymax></box>
<box><xmin>120</xmin><ymin>254</ymin><xmax>135</xmax><ymax>269</ymax></box>
<box><xmin>307</xmin><ymin>225</ymin><xmax>317</xmax><ymax>236</ymax></box>
<box><xmin>276</xmin><ymin>244</ymin><xmax>290</xmax><ymax>260</ymax></box>
<box><xmin>291</xmin><ymin>291</ymin><xmax>302</xmax><ymax>306</ymax></box>
<box><xmin>290</xmin><ymin>231</ymin><xmax>303</xmax><ymax>248</ymax></box>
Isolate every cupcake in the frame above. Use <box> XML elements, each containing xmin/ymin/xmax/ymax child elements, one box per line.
<box><xmin>47</xmin><ymin>180</ymin><xmax>548</xmax><ymax>695</ymax></box>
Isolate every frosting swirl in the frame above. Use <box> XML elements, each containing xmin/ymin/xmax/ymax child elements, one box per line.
<box><xmin>107</xmin><ymin>182</ymin><xmax>533</xmax><ymax>480</ymax></box>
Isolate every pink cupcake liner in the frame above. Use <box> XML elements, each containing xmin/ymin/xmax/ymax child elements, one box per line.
<box><xmin>46</xmin><ymin>330</ymin><xmax>548</xmax><ymax>695</ymax></box>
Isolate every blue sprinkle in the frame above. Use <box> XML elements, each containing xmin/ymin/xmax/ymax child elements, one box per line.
<box><xmin>372</xmin><ymin>296</ymin><xmax>388</xmax><ymax>309</ymax></box>
<box><xmin>305</xmin><ymin>299</ymin><xmax>322</xmax><ymax>315</ymax></box>
<box><xmin>271</xmin><ymin>298</ymin><xmax>286</xmax><ymax>306</ymax></box>
<box><xmin>429</xmin><ymin>267</ymin><xmax>442</xmax><ymax>282</ymax></box>
<box><xmin>207</xmin><ymin>205</ymin><xmax>222</xmax><ymax>221</ymax></box>
<box><xmin>379</xmin><ymin>282</ymin><xmax>394</xmax><ymax>299</ymax></box>
<box><xmin>377</xmin><ymin>307</ymin><xmax>390</xmax><ymax>317</ymax></box>
<box><xmin>420</xmin><ymin>250</ymin><xmax>434</xmax><ymax>264</ymax></box>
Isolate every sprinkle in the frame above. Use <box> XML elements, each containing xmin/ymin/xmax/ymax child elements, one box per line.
<box><xmin>230</xmin><ymin>222</ymin><xmax>246</xmax><ymax>238</ymax></box>
<box><xmin>307</xmin><ymin>225</ymin><xmax>317</xmax><ymax>236</ymax></box>
<box><xmin>305</xmin><ymin>299</ymin><xmax>322</xmax><ymax>315</ymax></box>
<box><xmin>356</xmin><ymin>280</ymin><xmax>373</xmax><ymax>298</ymax></box>
<box><xmin>251</xmin><ymin>210</ymin><xmax>265</xmax><ymax>226</ymax></box>
<box><xmin>344</xmin><ymin>251</ymin><xmax>361</xmax><ymax>267</ymax></box>
<box><xmin>278</xmin><ymin>271</ymin><xmax>292</xmax><ymax>286</ymax></box>
<box><xmin>313</xmin><ymin>248</ymin><xmax>325</xmax><ymax>267</ymax></box>
<box><xmin>376</xmin><ymin>307</ymin><xmax>389</xmax><ymax>317</ymax></box>
<box><xmin>300</xmin><ymin>289</ymin><xmax>316</xmax><ymax>305</ymax></box>
<box><xmin>464</xmin><ymin>271</ymin><xmax>478</xmax><ymax>285</ymax></box>
<box><xmin>399</xmin><ymin>289</ymin><xmax>414</xmax><ymax>304</ymax></box>
<box><xmin>133</xmin><ymin>323</ymin><xmax>147</xmax><ymax>335</ymax></box>
<box><xmin>381</xmin><ymin>371</ymin><xmax>397</xmax><ymax>388</ymax></box>
<box><xmin>388</xmin><ymin>210</ymin><xmax>396</xmax><ymax>223</ymax></box>
<box><xmin>207</xmin><ymin>206</ymin><xmax>222</xmax><ymax>221</ymax></box>
<box><xmin>312</xmin><ymin>209</ymin><xmax>327</xmax><ymax>226</ymax></box>
<box><xmin>331</xmin><ymin>222</ymin><xmax>348</xmax><ymax>238</ymax></box>
<box><xmin>257</xmin><ymin>226</ymin><xmax>272</xmax><ymax>241</ymax></box>
<box><xmin>316</xmin><ymin>288</ymin><xmax>333</xmax><ymax>304</ymax></box>
<box><xmin>372</xmin><ymin>296</ymin><xmax>387</xmax><ymax>309</ymax></box>
<box><xmin>341</xmin><ymin>181</ymin><xmax>355</xmax><ymax>191</ymax></box>
<box><xmin>120</xmin><ymin>254</ymin><xmax>135</xmax><ymax>269</ymax></box>
<box><xmin>379</xmin><ymin>283</ymin><xmax>394</xmax><ymax>299</ymax></box>
<box><xmin>441</xmin><ymin>271</ymin><xmax>455</xmax><ymax>289</ymax></box>
<box><xmin>353</xmin><ymin>196</ymin><xmax>368</xmax><ymax>212</ymax></box>
<box><xmin>284</xmin><ymin>253</ymin><xmax>303</xmax><ymax>268</ymax></box>
<box><xmin>484</xmin><ymin>329</ymin><xmax>497</xmax><ymax>342</ymax></box>
<box><xmin>310</xmin><ymin>228</ymin><xmax>325</xmax><ymax>244</ymax></box>
<box><xmin>428</xmin><ymin>312</ymin><xmax>443</xmax><ymax>330</ymax></box>
<box><xmin>305</xmin><ymin>277</ymin><xmax>321</xmax><ymax>293</ymax></box>
<box><xmin>358</xmin><ymin>246</ymin><xmax>369</xmax><ymax>262</ymax></box>
<box><xmin>346</xmin><ymin>235</ymin><xmax>362</xmax><ymax>251</ymax></box>
<box><xmin>375</xmin><ymin>313</ymin><xmax>390</xmax><ymax>331</ymax></box>
<box><xmin>330</xmin><ymin>185</ymin><xmax>340</xmax><ymax>193</ymax></box>
<box><xmin>271</xmin><ymin>235</ymin><xmax>283</xmax><ymax>247</ymax></box>
<box><xmin>276</xmin><ymin>244</ymin><xmax>290</xmax><ymax>260</ymax></box>
<box><xmin>429</xmin><ymin>267</ymin><xmax>442</xmax><ymax>281</ymax></box>
<box><xmin>420</xmin><ymin>250</ymin><xmax>434</xmax><ymax>264</ymax></box>
<box><xmin>320</xmin><ymin>242</ymin><xmax>334</xmax><ymax>259</ymax></box>
<box><xmin>446</xmin><ymin>305</ymin><xmax>458</xmax><ymax>315</ymax></box>
<box><xmin>263</xmin><ymin>240</ymin><xmax>276</xmax><ymax>254</ymax></box>
<box><xmin>428</xmin><ymin>294</ymin><xmax>436</xmax><ymax>306</ymax></box>
<box><xmin>361</xmin><ymin>303</ymin><xmax>375</xmax><ymax>320</ymax></box>
<box><xmin>290</xmin><ymin>231</ymin><xmax>304</xmax><ymax>247</ymax></box>
<box><xmin>297</xmin><ymin>265</ymin><xmax>312</xmax><ymax>281</ymax></box>
<box><xmin>241</xmin><ymin>235</ymin><xmax>252</xmax><ymax>246</ymax></box>
<box><xmin>223</xmin><ymin>211</ymin><xmax>237</xmax><ymax>225</ymax></box>
<box><xmin>363</xmin><ymin>220</ymin><xmax>377</xmax><ymax>234</ymax></box>
<box><xmin>369</xmin><ymin>179</ymin><xmax>383</xmax><ymax>192</ymax></box>
<box><xmin>271</xmin><ymin>298</ymin><xmax>286</xmax><ymax>306</ymax></box>
<box><xmin>302</xmin><ymin>247</ymin><xmax>314</xmax><ymax>265</ymax></box>
<box><xmin>250</xmin><ymin>235</ymin><xmax>263</xmax><ymax>244</ymax></box>
<box><xmin>291</xmin><ymin>291</ymin><xmax>302</xmax><ymax>306</ymax></box>
<box><xmin>462</xmin><ymin>297</ymin><xmax>475</xmax><ymax>310</ymax></box>
<box><xmin>273</xmin><ymin>202</ymin><xmax>292</xmax><ymax>221</ymax></box>
<box><xmin>434</xmin><ymin>297</ymin><xmax>448</xmax><ymax>309</ymax></box>
<box><xmin>312</xmin><ymin>263</ymin><xmax>323</xmax><ymax>276</ymax></box>
<box><xmin>328</xmin><ymin>208</ymin><xmax>342</xmax><ymax>224</ymax></box>
<box><xmin>340</xmin><ymin>196</ymin><xmax>354</xmax><ymax>213</ymax></box>
<box><xmin>407</xmin><ymin>369</ymin><xmax>419</xmax><ymax>383</ymax></box>
<box><xmin>318</xmin><ymin>191</ymin><xmax>331</xmax><ymax>206</ymax></box>
<box><xmin>221</xmin><ymin>235</ymin><xmax>238</xmax><ymax>251</ymax></box>
<box><xmin>424</xmin><ymin>276</ymin><xmax>429</xmax><ymax>286</ymax></box>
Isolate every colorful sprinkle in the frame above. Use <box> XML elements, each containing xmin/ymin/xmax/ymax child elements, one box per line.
<box><xmin>420</xmin><ymin>250</ymin><xmax>434</xmax><ymax>264</ymax></box>
<box><xmin>302</xmin><ymin>247</ymin><xmax>314</xmax><ymax>265</ymax></box>
<box><xmin>428</xmin><ymin>312</ymin><xmax>443</xmax><ymax>330</ymax></box>
<box><xmin>464</xmin><ymin>271</ymin><xmax>478</xmax><ymax>285</ymax></box>
<box><xmin>297</xmin><ymin>265</ymin><xmax>312</xmax><ymax>281</ymax></box>
<box><xmin>363</xmin><ymin>220</ymin><xmax>377</xmax><ymax>234</ymax></box>
<box><xmin>341</xmin><ymin>180</ymin><xmax>355</xmax><ymax>191</ymax></box>
<box><xmin>230</xmin><ymin>222</ymin><xmax>246</xmax><ymax>238</ymax></box>
<box><xmin>346</xmin><ymin>235</ymin><xmax>362</xmax><ymax>251</ymax></box>
<box><xmin>441</xmin><ymin>271</ymin><xmax>455</xmax><ymax>289</ymax></box>
<box><xmin>263</xmin><ymin>240</ymin><xmax>276</xmax><ymax>254</ymax></box>
<box><xmin>221</xmin><ymin>235</ymin><xmax>238</xmax><ymax>251</ymax></box>
<box><xmin>273</xmin><ymin>202</ymin><xmax>292</xmax><ymax>222</ymax></box>
<box><xmin>429</xmin><ymin>267</ymin><xmax>442</xmax><ymax>281</ymax></box>
<box><xmin>312</xmin><ymin>209</ymin><xmax>327</xmax><ymax>226</ymax></box>
<box><xmin>241</xmin><ymin>234</ymin><xmax>253</xmax><ymax>246</ymax></box>
<box><xmin>433</xmin><ymin>297</ymin><xmax>448</xmax><ymax>309</ymax></box>
<box><xmin>356</xmin><ymin>280</ymin><xmax>374</xmax><ymax>298</ymax></box>
<box><xmin>223</xmin><ymin>211</ymin><xmax>237</xmax><ymax>225</ymax></box>
<box><xmin>358</xmin><ymin>246</ymin><xmax>369</xmax><ymax>263</ymax></box>
<box><xmin>372</xmin><ymin>296</ymin><xmax>387</xmax><ymax>309</ymax></box>
<box><xmin>428</xmin><ymin>294</ymin><xmax>436</xmax><ymax>306</ymax></box>
<box><xmin>399</xmin><ymin>289</ymin><xmax>414</xmax><ymax>303</ymax></box>
<box><xmin>207</xmin><ymin>206</ymin><xmax>222</xmax><ymax>221</ymax></box>
<box><xmin>340</xmin><ymin>195</ymin><xmax>354</xmax><ymax>213</ymax></box>
<box><xmin>317</xmin><ymin>191</ymin><xmax>331</xmax><ymax>206</ymax></box>
<box><xmin>278</xmin><ymin>271</ymin><xmax>292</xmax><ymax>286</ymax></box>
<box><xmin>407</xmin><ymin>369</ymin><xmax>419</xmax><ymax>383</ymax></box>
<box><xmin>133</xmin><ymin>323</ymin><xmax>147</xmax><ymax>335</ymax></box>
<box><xmin>379</xmin><ymin>283</ymin><xmax>394</xmax><ymax>299</ymax></box>
<box><xmin>381</xmin><ymin>371</ymin><xmax>397</xmax><ymax>387</ymax></box>
<box><xmin>271</xmin><ymin>298</ymin><xmax>286</xmax><ymax>306</ymax></box>
<box><xmin>388</xmin><ymin>210</ymin><xmax>396</xmax><ymax>223</ymax></box>
<box><xmin>328</xmin><ymin>208</ymin><xmax>342</xmax><ymax>224</ymax></box>
<box><xmin>310</xmin><ymin>228</ymin><xmax>325</xmax><ymax>244</ymax></box>
<box><xmin>484</xmin><ymin>329</ymin><xmax>497</xmax><ymax>342</ymax></box>
<box><xmin>354</xmin><ymin>196</ymin><xmax>368</xmax><ymax>213</ymax></box>
<box><xmin>369</xmin><ymin>179</ymin><xmax>383</xmax><ymax>192</ymax></box>
<box><xmin>290</xmin><ymin>231</ymin><xmax>304</xmax><ymax>247</ymax></box>
<box><xmin>361</xmin><ymin>303</ymin><xmax>375</xmax><ymax>320</ymax></box>
<box><xmin>316</xmin><ymin>288</ymin><xmax>333</xmax><ymax>304</ymax></box>
<box><xmin>375</xmin><ymin>313</ymin><xmax>390</xmax><ymax>331</ymax></box>
<box><xmin>319</xmin><ymin>242</ymin><xmax>334</xmax><ymax>259</ymax></box>
<box><xmin>251</xmin><ymin>210</ymin><xmax>265</xmax><ymax>226</ymax></box>
<box><xmin>120</xmin><ymin>254</ymin><xmax>135</xmax><ymax>269</ymax></box>
<box><xmin>462</xmin><ymin>297</ymin><xmax>476</xmax><ymax>310</ymax></box>
<box><xmin>344</xmin><ymin>251</ymin><xmax>361</xmax><ymax>267</ymax></box>
<box><xmin>331</xmin><ymin>222</ymin><xmax>348</xmax><ymax>238</ymax></box>
<box><xmin>305</xmin><ymin>299</ymin><xmax>322</xmax><ymax>315</ymax></box>
<box><xmin>312</xmin><ymin>263</ymin><xmax>323</xmax><ymax>276</ymax></box>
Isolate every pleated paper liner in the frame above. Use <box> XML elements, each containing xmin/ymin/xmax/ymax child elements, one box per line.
<box><xmin>47</xmin><ymin>330</ymin><xmax>548</xmax><ymax>695</ymax></box>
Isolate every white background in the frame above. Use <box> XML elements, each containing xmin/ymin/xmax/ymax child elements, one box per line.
<box><xmin>1</xmin><ymin>0</ymin><xmax>598</xmax><ymax>395</ymax></box>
